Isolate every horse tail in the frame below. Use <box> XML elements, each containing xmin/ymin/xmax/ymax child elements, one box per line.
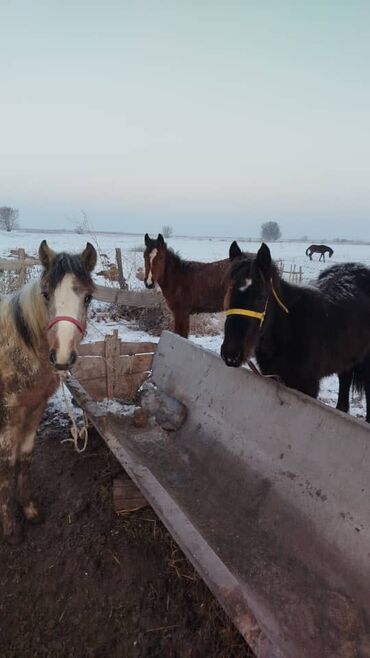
<box><xmin>329</xmin><ymin>247</ymin><xmax>334</xmax><ymax>257</ymax></box>
<box><xmin>305</xmin><ymin>247</ymin><xmax>310</xmax><ymax>256</ymax></box>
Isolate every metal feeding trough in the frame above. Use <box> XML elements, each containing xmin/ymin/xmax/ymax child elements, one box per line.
<box><xmin>67</xmin><ymin>331</ymin><xmax>370</xmax><ymax>658</ymax></box>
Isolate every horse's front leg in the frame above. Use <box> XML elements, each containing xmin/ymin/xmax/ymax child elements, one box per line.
<box><xmin>337</xmin><ymin>370</ymin><xmax>352</xmax><ymax>414</ymax></box>
<box><xmin>173</xmin><ymin>309</ymin><xmax>190</xmax><ymax>338</ymax></box>
<box><xmin>0</xmin><ymin>434</ymin><xmax>21</xmax><ymax>544</ymax></box>
<box><xmin>17</xmin><ymin>403</ymin><xmax>46</xmax><ymax>524</ymax></box>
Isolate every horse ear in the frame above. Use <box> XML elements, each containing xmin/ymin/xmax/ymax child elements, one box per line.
<box><xmin>255</xmin><ymin>243</ymin><xmax>272</xmax><ymax>279</ymax></box>
<box><xmin>80</xmin><ymin>242</ymin><xmax>97</xmax><ymax>272</ymax></box>
<box><xmin>144</xmin><ymin>233</ymin><xmax>150</xmax><ymax>247</ymax></box>
<box><xmin>38</xmin><ymin>240</ymin><xmax>56</xmax><ymax>270</ymax></box>
<box><xmin>157</xmin><ymin>234</ymin><xmax>165</xmax><ymax>247</ymax></box>
<box><xmin>229</xmin><ymin>240</ymin><xmax>242</xmax><ymax>261</ymax></box>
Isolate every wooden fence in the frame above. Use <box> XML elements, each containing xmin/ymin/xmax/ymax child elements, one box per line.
<box><xmin>74</xmin><ymin>330</ymin><xmax>157</xmax><ymax>401</ymax></box>
<box><xmin>0</xmin><ymin>248</ymin><xmax>160</xmax><ymax>307</ymax></box>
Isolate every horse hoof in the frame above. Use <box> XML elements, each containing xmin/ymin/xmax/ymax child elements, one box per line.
<box><xmin>3</xmin><ymin>525</ymin><xmax>24</xmax><ymax>545</ymax></box>
<box><xmin>23</xmin><ymin>502</ymin><xmax>44</xmax><ymax>524</ymax></box>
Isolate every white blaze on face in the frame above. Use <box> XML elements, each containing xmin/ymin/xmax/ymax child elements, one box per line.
<box><xmin>53</xmin><ymin>274</ymin><xmax>82</xmax><ymax>364</ymax></box>
<box><xmin>146</xmin><ymin>248</ymin><xmax>158</xmax><ymax>285</ymax></box>
<box><xmin>239</xmin><ymin>278</ymin><xmax>252</xmax><ymax>292</ymax></box>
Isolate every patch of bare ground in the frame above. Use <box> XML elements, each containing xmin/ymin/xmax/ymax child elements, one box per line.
<box><xmin>0</xmin><ymin>408</ymin><xmax>254</xmax><ymax>658</ymax></box>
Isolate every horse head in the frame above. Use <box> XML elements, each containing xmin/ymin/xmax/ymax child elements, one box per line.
<box><xmin>221</xmin><ymin>242</ymin><xmax>275</xmax><ymax>367</ymax></box>
<box><xmin>39</xmin><ymin>240</ymin><xmax>97</xmax><ymax>370</ymax></box>
<box><xmin>143</xmin><ymin>233</ymin><xmax>166</xmax><ymax>288</ymax></box>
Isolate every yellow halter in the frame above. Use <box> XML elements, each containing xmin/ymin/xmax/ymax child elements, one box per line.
<box><xmin>225</xmin><ymin>282</ymin><xmax>289</xmax><ymax>327</ymax></box>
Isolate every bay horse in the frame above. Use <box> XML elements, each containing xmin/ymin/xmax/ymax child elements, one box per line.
<box><xmin>0</xmin><ymin>240</ymin><xmax>97</xmax><ymax>543</ymax></box>
<box><xmin>144</xmin><ymin>233</ymin><xmax>246</xmax><ymax>338</ymax></box>
<box><xmin>306</xmin><ymin>244</ymin><xmax>334</xmax><ymax>261</ymax></box>
<box><xmin>221</xmin><ymin>242</ymin><xmax>370</xmax><ymax>419</ymax></box>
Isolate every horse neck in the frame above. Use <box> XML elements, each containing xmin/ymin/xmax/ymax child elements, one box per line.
<box><xmin>264</xmin><ymin>277</ymin><xmax>294</xmax><ymax>331</ymax></box>
<box><xmin>14</xmin><ymin>280</ymin><xmax>49</xmax><ymax>357</ymax></box>
<box><xmin>158</xmin><ymin>249</ymin><xmax>183</xmax><ymax>293</ymax></box>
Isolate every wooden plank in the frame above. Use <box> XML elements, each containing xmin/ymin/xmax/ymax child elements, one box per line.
<box><xmin>93</xmin><ymin>284</ymin><xmax>160</xmax><ymax>308</ymax></box>
<box><xmin>72</xmin><ymin>356</ymin><xmax>106</xmax><ymax>381</ymax></box>
<box><xmin>0</xmin><ymin>258</ymin><xmax>40</xmax><ymax>271</ymax></box>
<box><xmin>105</xmin><ymin>331</ymin><xmax>120</xmax><ymax>398</ymax></box>
<box><xmin>78</xmin><ymin>341</ymin><xmax>105</xmax><ymax>357</ymax></box>
<box><xmin>113</xmin><ymin>474</ymin><xmax>148</xmax><ymax>514</ymax></box>
<box><xmin>120</xmin><ymin>341</ymin><xmax>157</xmax><ymax>356</ymax></box>
<box><xmin>79</xmin><ymin>340</ymin><xmax>157</xmax><ymax>357</ymax></box>
<box><xmin>79</xmin><ymin>378</ymin><xmax>108</xmax><ymax>401</ymax></box>
<box><xmin>114</xmin><ymin>372</ymin><xmax>151</xmax><ymax>401</ymax></box>
<box><xmin>115</xmin><ymin>354</ymin><xmax>153</xmax><ymax>377</ymax></box>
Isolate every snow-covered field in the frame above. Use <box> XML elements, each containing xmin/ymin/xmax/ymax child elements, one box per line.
<box><xmin>1</xmin><ymin>228</ymin><xmax>369</xmax><ymax>420</ymax></box>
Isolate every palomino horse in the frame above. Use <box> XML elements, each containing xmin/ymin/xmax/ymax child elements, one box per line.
<box><xmin>0</xmin><ymin>240</ymin><xmax>97</xmax><ymax>543</ymax></box>
<box><xmin>305</xmin><ymin>244</ymin><xmax>334</xmax><ymax>261</ymax></box>
<box><xmin>144</xmin><ymin>233</ymin><xmax>246</xmax><ymax>338</ymax></box>
<box><xmin>221</xmin><ymin>242</ymin><xmax>370</xmax><ymax>419</ymax></box>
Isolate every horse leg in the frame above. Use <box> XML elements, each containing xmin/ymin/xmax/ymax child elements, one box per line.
<box><xmin>309</xmin><ymin>252</ymin><xmax>312</xmax><ymax>260</ymax></box>
<box><xmin>360</xmin><ymin>361</ymin><xmax>370</xmax><ymax>423</ymax></box>
<box><xmin>285</xmin><ymin>373</ymin><xmax>319</xmax><ymax>399</ymax></box>
<box><xmin>173</xmin><ymin>309</ymin><xmax>190</xmax><ymax>338</ymax></box>
<box><xmin>0</xmin><ymin>433</ymin><xmax>21</xmax><ymax>544</ymax></box>
<box><xmin>17</xmin><ymin>404</ymin><xmax>46</xmax><ymax>523</ymax></box>
<box><xmin>336</xmin><ymin>370</ymin><xmax>352</xmax><ymax>414</ymax></box>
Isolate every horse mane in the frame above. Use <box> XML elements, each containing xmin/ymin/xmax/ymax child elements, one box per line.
<box><xmin>163</xmin><ymin>245</ymin><xmax>194</xmax><ymax>270</ymax></box>
<box><xmin>8</xmin><ymin>280</ymin><xmax>48</xmax><ymax>352</ymax></box>
<box><xmin>45</xmin><ymin>252</ymin><xmax>94</xmax><ymax>290</ymax></box>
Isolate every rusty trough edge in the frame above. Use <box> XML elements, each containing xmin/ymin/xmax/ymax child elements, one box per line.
<box><xmin>65</xmin><ymin>375</ymin><xmax>285</xmax><ymax>658</ymax></box>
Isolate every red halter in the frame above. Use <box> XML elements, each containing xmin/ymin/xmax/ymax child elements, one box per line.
<box><xmin>47</xmin><ymin>316</ymin><xmax>85</xmax><ymax>334</ymax></box>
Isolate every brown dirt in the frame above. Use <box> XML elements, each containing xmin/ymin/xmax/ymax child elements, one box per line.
<box><xmin>0</xmin><ymin>407</ymin><xmax>254</xmax><ymax>658</ymax></box>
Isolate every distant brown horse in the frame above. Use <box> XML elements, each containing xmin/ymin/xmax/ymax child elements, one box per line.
<box><xmin>0</xmin><ymin>241</ymin><xmax>97</xmax><ymax>543</ymax></box>
<box><xmin>144</xmin><ymin>234</ymin><xmax>244</xmax><ymax>338</ymax></box>
<box><xmin>306</xmin><ymin>244</ymin><xmax>334</xmax><ymax>262</ymax></box>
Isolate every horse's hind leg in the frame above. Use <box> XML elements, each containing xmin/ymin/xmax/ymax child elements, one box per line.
<box><xmin>17</xmin><ymin>404</ymin><xmax>46</xmax><ymax>524</ymax></box>
<box><xmin>0</xmin><ymin>433</ymin><xmax>21</xmax><ymax>544</ymax></box>
<box><xmin>337</xmin><ymin>370</ymin><xmax>352</xmax><ymax>414</ymax></box>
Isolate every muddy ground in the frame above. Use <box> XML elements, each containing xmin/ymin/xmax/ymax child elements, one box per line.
<box><xmin>0</xmin><ymin>408</ymin><xmax>254</xmax><ymax>658</ymax></box>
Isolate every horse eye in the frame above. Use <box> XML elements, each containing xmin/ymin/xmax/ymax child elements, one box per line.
<box><xmin>41</xmin><ymin>291</ymin><xmax>49</xmax><ymax>301</ymax></box>
<box><xmin>84</xmin><ymin>294</ymin><xmax>92</xmax><ymax>304</ymax></box>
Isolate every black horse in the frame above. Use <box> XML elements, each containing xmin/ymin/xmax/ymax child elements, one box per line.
<box><xmin>221</xmin><ymin>242</ymin><xmax>370</xmax><ymax>420</ymax></box>
<box><xmin>306</xmin><ymin>244</ymin><xmax>334</xmax><ymax>262</ymax></box>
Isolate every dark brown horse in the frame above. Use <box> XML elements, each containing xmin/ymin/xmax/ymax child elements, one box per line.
<box><xmin>0</xmin><ymin>241</ymin><xmax>97</xmax><ymax>543</ymax></box>
<box><xmin>144</xmin><ymin>234</ymin><xmax>243</xmax><ymax>338</ymax></box>
<box><xmin>306</xmin><ymin>244</ymin><xmax>334</xmax><ymax>261</ymax></box>
<box><xmin>221</xmin><ymin>242</ymin><xmax>370</xmax><ymax>420</ymax></box>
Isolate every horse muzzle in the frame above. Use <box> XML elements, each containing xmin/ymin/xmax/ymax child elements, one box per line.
<box><xmin>220</xmin><ymin>343</ymin><xmax>243</xmax><ymax>368</ymax></box>
<box><xmin>49</xmin><ymin>349</ymin><xmax>77</xmax><ymax>371</ymax></box>
<box><xmin>144</xmin><ymin>281</ymin><xmax>155</xmax><ymax>289</ymax></box>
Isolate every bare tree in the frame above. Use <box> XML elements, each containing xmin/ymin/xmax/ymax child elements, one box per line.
<box><xmin>0</xmin><ymin>206</ymin><xmax>19</xmax><ymax>232</ymax></box>
<box><xmin>162</xmin><ymin>225</ymin><xmax>173</xmax><ymax>239</ymax></box>
<box><xmin>261</xmin><ymin>221</ymin><xmax>281</xmax><ymax>241</ymax></box>
<box><xmin>71</xmin><ymin>209</ymin><xmax>90</xmax><ymax>234</ymax></box>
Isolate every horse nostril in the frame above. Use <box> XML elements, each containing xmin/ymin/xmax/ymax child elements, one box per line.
<box><xmin>69</xmin><ymin>351</ymin><xmax>77</xmax><ymax>367</ymax></box>
<box><xmin>49</xmin><ymin>349</ymin><xmax>56</xmax><ymax>365</ymax></box>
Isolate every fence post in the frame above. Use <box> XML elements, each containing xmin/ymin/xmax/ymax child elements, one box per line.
<box><xmin>115</xmin><ymin>248</ymin><xmax>128</xmax><ymax>290</ymax></box>
<box><xmin>18</xmin><ymin>248</ymin><xmax>26</xmax><ymax>286</ymax></box>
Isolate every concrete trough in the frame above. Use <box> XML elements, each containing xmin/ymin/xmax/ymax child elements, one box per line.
<box><xmin>68</xmin><ymin>331</ymin><xmax>370</xmax><ymax>658</ymax></box>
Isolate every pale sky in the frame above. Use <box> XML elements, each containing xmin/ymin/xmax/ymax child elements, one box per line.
<box><xmin>1</xmin><ymin>0</ymin><xmax>370</xmax><ymax>239</ymax></box>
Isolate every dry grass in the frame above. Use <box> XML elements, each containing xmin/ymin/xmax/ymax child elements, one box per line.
<box><xmin>120</xmin><ymin>298</ymin><xmax>224</xmax><ymax>337</ymax></box>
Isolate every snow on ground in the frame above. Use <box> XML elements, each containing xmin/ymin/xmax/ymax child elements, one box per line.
<box><xmin>1</xmin><ymin>228</ymin><xmax>368</xmax><ymax>421</ymax></box>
